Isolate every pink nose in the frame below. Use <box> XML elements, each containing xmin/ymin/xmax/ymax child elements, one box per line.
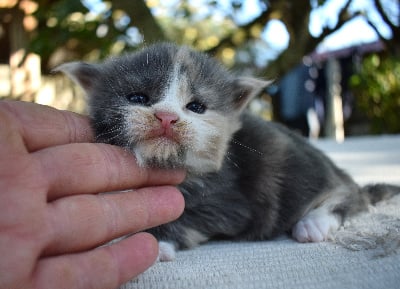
<box><xmin>155</xmin><ymin>111</ymin><xmax>179</xmax><ymax>129</ymax></box>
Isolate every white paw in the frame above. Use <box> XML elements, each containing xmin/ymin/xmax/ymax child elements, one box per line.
<box><xmin>292</xmin><ymin>212</ymin><xmax>340</xmax><ymax>243</ymax></box>
<box><xmin>157</xmin><ymin>241</ymin><xmax>176</xmax><ymax>262</ymax></box>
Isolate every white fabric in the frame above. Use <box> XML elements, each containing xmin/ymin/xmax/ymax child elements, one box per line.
<box><xmin>121</xmin><ymin>135</ymin><xmax>400</xmax><ymax>289</ymax></box>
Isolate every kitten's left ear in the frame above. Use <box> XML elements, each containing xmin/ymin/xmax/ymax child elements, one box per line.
<box><xmin>233</xmin><ymin>77</ymin><xmax>272</xmax><ymax>112</ymax></box>
<box><xmin>52</xmin><ymin>62</ymin><xmax>100</xmax><ymax>94</ymax></box>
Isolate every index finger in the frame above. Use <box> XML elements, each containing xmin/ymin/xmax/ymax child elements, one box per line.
<box><xmin>0</xmin><ymin>100</ymin><xmax>93</xmax><ymax>152</ymax></box>
<box><xmin>34</xmin><ymin>142</ymin><xmax>185</xmax><ymax>200</ymax></box>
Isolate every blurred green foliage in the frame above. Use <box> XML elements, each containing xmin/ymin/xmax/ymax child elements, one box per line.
<box><xmin>30</xmin><ymin>0</ymin><xmax>145</xmax><ymax>70</ymax></box>
<box><xmin>350</xmin><ymin>53</ymin><xmax>400</xmax><ymax>134</ymax></box>
<box><xmin>28</xmin><ymin>0</ymin><xmax>366</xmax><ymax>77</ymax></box>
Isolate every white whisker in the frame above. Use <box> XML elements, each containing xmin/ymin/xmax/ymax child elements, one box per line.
<box><xmin>95</xmin><ymin>124</ymin><xmax>124</xmax><ymax>141</ymax></box>
<box><xmin>226</xmin><ymin>152</ymin><xmax>240</xmax><ymax>169</ymax></box>
<box><xmin>231</xmin><ymin>138</ymin><xmax>263</xmax><ymax>156</ymax></box>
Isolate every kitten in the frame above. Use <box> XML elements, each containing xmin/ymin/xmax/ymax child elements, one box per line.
<box><xmin>55</xmin><ymin>43</ymin><xmax>399</xmax><ymax>261</ymax></box>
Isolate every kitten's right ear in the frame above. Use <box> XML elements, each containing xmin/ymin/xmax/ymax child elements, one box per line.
<box><xmin>52</xmin><ymin>62</ymin><xmax>99</xmax><ymax>93</ymax></box>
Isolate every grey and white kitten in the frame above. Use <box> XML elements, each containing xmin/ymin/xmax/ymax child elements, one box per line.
<box><xmin>56</xmin><ymin>43</ymin><xmax>399</xmax><ymax>261</ymax></box>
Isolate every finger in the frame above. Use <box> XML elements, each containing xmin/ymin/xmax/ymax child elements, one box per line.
<box><xmin>0</xmin><ymin>101</ymin><xmax>28</xmax><ymax>155</ymax></box>
<box><xmin>33</xmin><ymin>143</ymin><xmax>185</xmax><ymax>200</ymax></box>
<box><xmin>0</xmin><ymin>100</ymin><xmax>93</xmax><ymax>152</ymax></box>
<box><xmin>44</xmin><ymin>186</ymin><xmax>184</xmax><ymax>255</ymax></box>
<box><xmin>34</xmin><ymin>232</ymin><xmax>158</xmax><ymax>289</ymax></box>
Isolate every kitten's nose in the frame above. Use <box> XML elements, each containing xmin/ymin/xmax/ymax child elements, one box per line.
<box><xmin>155</xmin><ymin>111</ymin><xmax>179</xmax><ymax>129</ymax></box>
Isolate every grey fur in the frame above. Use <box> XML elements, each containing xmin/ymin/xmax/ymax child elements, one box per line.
<box><xmin>56</xmin><ymin>43</ymin><xmax>400</xmax><ymax>252</ymax></box>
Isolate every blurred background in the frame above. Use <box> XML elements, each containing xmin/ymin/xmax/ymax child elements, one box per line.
<box><xmin>0</xmin><ymin>0</ymin><xmax>399</xmax><ymax>140</ymax></box>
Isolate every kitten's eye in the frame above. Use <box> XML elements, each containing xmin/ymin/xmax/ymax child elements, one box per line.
<box><xmin>186</xmin><ymin>101</ymin><xmax>207</xmax><ymax>114</ymax></box>
<box><xmin>126</xmin><ymin>93</ymin><xmax>149</xmax><ymax>105</ymax></box>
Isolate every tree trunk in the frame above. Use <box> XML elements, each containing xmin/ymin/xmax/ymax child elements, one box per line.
<box><xmin>112</xmin><ymin>0</ymin><xmax>166</xmax><ymax>43</ymax></box>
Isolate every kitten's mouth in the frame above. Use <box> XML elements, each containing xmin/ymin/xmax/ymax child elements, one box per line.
<box><xmin>132</xmin><ymin>119</ymin><xmax>188</xmax><ymax>169</ymax></box>
<box><xmin>146</xmin><ymin>127</ymin><xmax>181</xmax><ymax>144</ymax></box>
<box><xmin>147</xmin><ymin>136</ymin><xmax>179</xmax><ymax>146</ymax></box>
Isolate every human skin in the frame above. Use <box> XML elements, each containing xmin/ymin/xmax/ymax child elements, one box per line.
<box><xmin>0</xmin><ymin>100</ymin><xmax>185</xmax><ymax>289</ymax></box>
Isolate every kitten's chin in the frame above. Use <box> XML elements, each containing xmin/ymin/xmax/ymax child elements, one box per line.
<box><xmin>133</xmin><ymin>138</ymin><xmax>186</xmax><ymax>169</ymax></box>
<box><xmin>132</xmin><ymin>139</ymin><xmax>223</xmax><ymax>173</ymax></box>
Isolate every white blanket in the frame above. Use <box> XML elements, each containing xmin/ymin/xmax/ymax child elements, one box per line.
<box><xmin>121</xmin><ymin>135</ymin><xmax>400</xmax><ymax>289</ymax></box>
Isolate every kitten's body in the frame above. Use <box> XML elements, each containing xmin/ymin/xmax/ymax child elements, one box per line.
<box><xmin>57</xmin><ymin>43</ymin><xmax>399</xmax><ymax>261</ymax></box>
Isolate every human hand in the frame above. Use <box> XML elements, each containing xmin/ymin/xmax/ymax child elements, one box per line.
<box><xmin>0</xmin><ymin>101</ymin><xmax>185</xmax><ymax>289</ymax></box>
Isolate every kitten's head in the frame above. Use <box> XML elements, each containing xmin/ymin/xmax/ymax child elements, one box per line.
<box><xmin>56</xmin><ymin>43</ymin><xmax>269</xmax><ymax>173</ymax></box>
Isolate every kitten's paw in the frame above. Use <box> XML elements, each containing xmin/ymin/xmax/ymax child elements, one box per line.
<box><xmin>157</xmin><ymin>241</ymin><xmax>176</xmax><ymax>262</ymax></box>
<box><xmin>292</xmin><ymin>212</ymin><xmax>340</xmax><ymax>243</ymax></box>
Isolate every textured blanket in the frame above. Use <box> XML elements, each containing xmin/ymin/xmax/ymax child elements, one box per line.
<box><xmin>121</xmin><ymin>135</ymin><xmax>400</xmax><ymax>289</ymax></box>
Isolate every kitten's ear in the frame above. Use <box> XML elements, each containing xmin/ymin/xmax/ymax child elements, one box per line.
<box><xmin>52</xmin><ymin>62</ymin><xmax>100</xmax><ymax>94</ymax></box>
<box><xmin>233</xmin><ymin>77</ymin><xmax>272</xmax><ymax>112</ymax></box>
